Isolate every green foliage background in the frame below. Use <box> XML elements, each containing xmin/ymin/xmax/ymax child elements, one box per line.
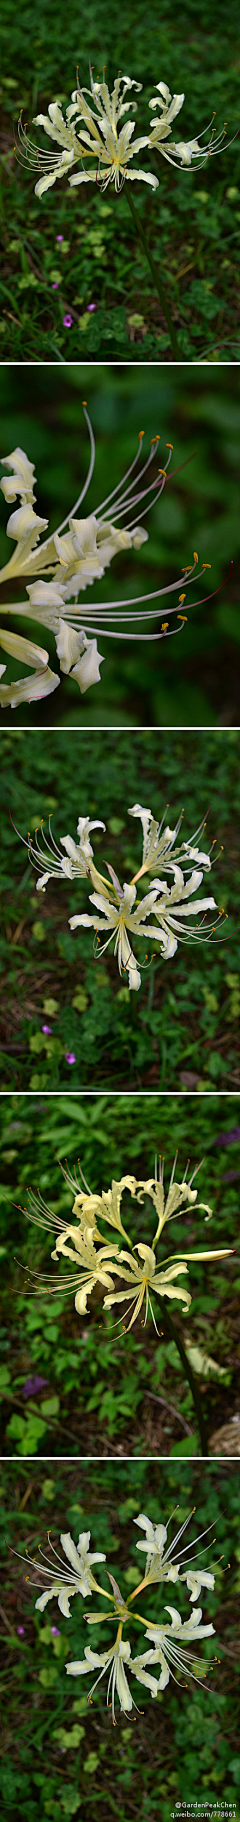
<box><xmin>0</xmin><ymin>0</ymin><xmax>240</xmax><ymax>358</ymax></box>
<box><xmin>0</xmin><ymin>727</ymin><xmax>239</xmax><ymax>1090</ymax></box>
<box><xmin>0</xmin><ymin>1092</ymin><xmax>239</xmax><ymax>1457</ymax></box>
<box><xmin>1</xmin><ymin>1458</ymin><xmax>240</xmax><ymax>1818</ymax></box>
<box><xmin>0</xmin><ymin>365</ymin><xmax>239</xmax><ymax>729</ymax></box>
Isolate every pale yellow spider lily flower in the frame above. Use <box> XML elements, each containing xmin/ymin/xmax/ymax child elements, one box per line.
<box><xmin>0</xmin><ymin>623</ymin><xmax>59</xmax><ymax>707</ymax></box>
<box><xmin>103</xmin><ymin>1235</ymin><xmax>234</xmax><ymax>1333</ymax></box>
<box><xmin>41</xmin><ymin>1232</ymin><xmax>119</xmax><ymax>1316</ymax></box>
<box><xmin>66</xmin><ymin>1636</ymin><xmax>159</xmax><ymax>1715</ymax></box>
<box><xmin>69</xmin><ymin>879</ymin><xmax>168</xmax><ymax>990</ymax></box>
<box><xmin>133</xmin><ymin>1509</ymin><xmax>216</xmax><ymax>1596</ymax></box>
<box><xmin>103</xmin><ymin>1242</ymin><xmax>192</xmax><ymax>1330</ymax></box>
<box><xmin>16</xmin><ymin>812</ymin><xmax>106</xmax><ymax>895</ymax></box>
<box><xmin>148</xmin><ymin>81</ymin><xmax>230</xmax><ymax>170</ymax></box>
<box><xmin>69</xmin><ymin>867</ymin><xmax>218</xmax><ymax>990</ymax></box>
<box><xmin>129</xmin><ymin>1154</ymin><xmax>213</xmax><ymax>1241</ymax></box>
<box><xmin>142</xmin><ymin>1604</ymin><xmax>215</xmax><ymax>1689</ymax></box>
<box><xmin>128</xmin><ymin>802</ymin><xmax>213</xmax><ymax>879</ymax></box>
<box><xmin>15</xmin><ymin>1529</ymin><xmax>106</xmax><ymax>1617</ymax></box>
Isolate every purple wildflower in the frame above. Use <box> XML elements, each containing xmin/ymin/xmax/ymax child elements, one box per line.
<box><xmin>65</xmin><ymin>1051</ymin><xmax>76</xmax><ymax>1065</ymax></box>
<box><xmin>23</xmin><ymin>1375</ymin><xmax>49</xmax><ymax>1397</ymax></box>
<box><xmin>63</xmin><ymin>313</ymin><xmax>73</xmax><ymax>327</ymax></box>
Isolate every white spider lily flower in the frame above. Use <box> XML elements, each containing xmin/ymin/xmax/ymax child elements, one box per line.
<box><xmin>133</xmin><ymin>1507</ymin><xmax>217</xmax><ymax>1594</ymax></box>
<box><xmin>66</xmin><ymin>1635</ymin><xmax>159</xmax><ymax>1715</ymax></box>
<box><xmin>69</xmin><ymin>878</ymin><xmax>168</xmax><ymax>991</ymax></box>
<box><xmin>69</xmin><ymin>862</ymin><xmax>218</xmax><ymax>988</ymax></box>
<box><xmin>17</xmin><ymin>1530</ymin><xmax>106</xmax><ymax>1616</ymax></box>
<box><xmin>148</xmin><ymin>82</ymin><xmax>230</xmax><ymax>170</ymax></box>
<box><xmin>142</xmin><ymin>1604</ymin><xmax>215</xmax><ymax>1689</ymax></box>
<box><xmin>16</xmin><ymin>812</ymin><xmax>106</xmax><ymax>893</ymax></box>
<box><xmin>128</xmin><ymin>802</ymin><xmax>213</xmax><ymax>878</ymax></box>
<box><xmin>103</xmin><ymin>1243</ymin><xmax>192</xmax><ymax>1330</ymax></box>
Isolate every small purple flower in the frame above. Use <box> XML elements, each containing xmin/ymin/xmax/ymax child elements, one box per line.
<box><xmin>56</xmin><ymin>235</ymin><xmax>64</xmax><ymax>243</ymax></box>
<box><xmin>23</xmin><ymin>1375</ymin><xmax>49</xmax><ymax>1398</ymax></box>
<box><xmin>52</xmin><ymin>282</ymin><xmax>60</xmax><ymax>290</ymax></box>
<box><xmin>42</xmin><ymin>1024</ymin><xmax>52</xmax><ymax>1035</ymax></box>
<box><xmin>65</xmin><ymin>1051</ymin><xmax>76</xmax><ymax>1065</ymax></box>
<box><xmin>17</xmin><ymin>1626</ymin><xmax>25</xmax><ymax>1636</ymax></box>
<box><xmin>87</xmin><ymin>303</ymin><xmax>96</xmax><ymax>313</ymax></box>
<box><xmin>63</xmin><ymin>314</ymin><xmax>73</xmax><ymax>328</ymax></box>
<box><xmin>51</xmin><ymin>1626</ymin><xmax>61</xmax><ymax>1637</ymax></box>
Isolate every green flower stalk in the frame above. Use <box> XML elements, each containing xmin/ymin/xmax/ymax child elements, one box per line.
<box><xmin>13</xmin><ymin>1506</ymin><xmax>222</xmax><ymax>1719</ymax></box>
<box><xmin>16</xmin><ymin>798</ymin><xmax>227</xmax><ymax>989</ymax></box>
<box><xmin>0</xmin><ymin>410</ymin><xmax>222</xmax><ymax>707</ymax></box>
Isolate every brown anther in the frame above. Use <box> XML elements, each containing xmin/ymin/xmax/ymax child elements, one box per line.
<box><xmin>178</xmin><ymin>593</ymin><xmax>186</xmax><ymax>603</ymax></box>
<box><xmin>193</xmin><ymin>551</ymin><xmax>198</xmax><ymax>562</ymax></box>
<box><xmin>161</xmin><ymin>622</ymin><xmax>169</xmax><ymax>631</ymax></box>
<box><xmin>166</xmin><ymin>442</ymin><xmax>173</xmax><ymax>449</ymax></box>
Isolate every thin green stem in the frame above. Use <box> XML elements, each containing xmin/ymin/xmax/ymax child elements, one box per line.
<box><xmin>156</xmin><ymin>1296</ymin><xmax>208</xmax><ymax>1456</ymax></box>
<box><xmin>124</xmin><ymin>187</ymin><xmax>179</xmax><ymax>358</ymax></box>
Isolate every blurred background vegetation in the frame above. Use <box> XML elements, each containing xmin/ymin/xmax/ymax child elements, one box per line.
<box><xmin>0</xmin><ymin>727</ymin><xmax>239</xmax><ymax>1090</ymax></box>
<box><xmin>1</xmin><ymin>1458</ymin><xmax>240</xmax><ymax>1818</ymax></box>
<box><xmin>0</xmin><ymin>0</ymin><xmax>240</xmax><ymax>359</ymax></box>
<box><xmin>0</xmin><ymin>1093</ymin><xmax>239</xmax><ymax>1457</ymax></box>
<box><xmin>0</xmin><ymin>364</ymin><xmax>239</xmax><ymax>728</ymax></box>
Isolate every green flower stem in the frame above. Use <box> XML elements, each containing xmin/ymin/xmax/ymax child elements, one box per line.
<box><xmin>124</xmin><ymin>187</ymin><xmax>179</xmax><ymax>358</ymax></box>
<box><xmin>156</xmin><ymin>1296</ymin><xmax>208</xmax><ymax>1456</ymax></box>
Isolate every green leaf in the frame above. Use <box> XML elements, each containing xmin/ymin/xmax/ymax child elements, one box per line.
<box><xmin>40</xmin><ymin>1396</ymin><xmax>60</xmax><ymax>1417</ymax></box>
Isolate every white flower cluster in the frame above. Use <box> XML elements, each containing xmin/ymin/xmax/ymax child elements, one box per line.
<box><xmin>18</xmin><ymin>798</ymin><xmax>225</xmax><ymax>989</ymax></box>
<box><xmin>17</xmin><ymin>68</ymin><xmax>230</xmax><ymax>197</ymax></box>
<box><xmin>15</xmin><ymin>1506</ymin><xmax>220</xmax><ymax>1720</ymax></box>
